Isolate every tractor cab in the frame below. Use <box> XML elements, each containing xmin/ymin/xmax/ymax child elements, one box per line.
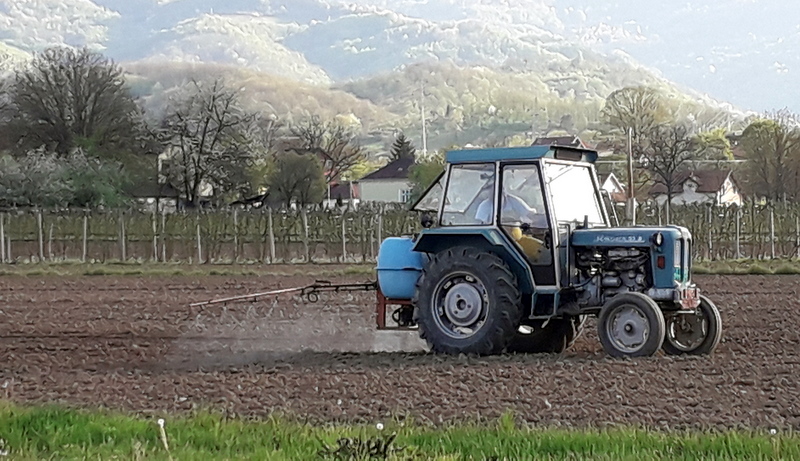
<box><xmin>381</xmin><ymin>144</ymin><xmax>722</xmax><ymax>358</ymax></box>
<box><xmin>412</xmin><ymin>145</ymin><xmax>605</xmax><ymax>292</ymax></box>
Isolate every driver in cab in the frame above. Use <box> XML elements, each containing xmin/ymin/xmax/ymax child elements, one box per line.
<box><xmin>475</xmin><ymin>190</ymin><xmax>549</xmax><ymax>263</ymax></box>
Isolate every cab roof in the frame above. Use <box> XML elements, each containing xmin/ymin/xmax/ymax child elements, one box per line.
<box><xmin>445</xmin><ymin>145</ymin><xmax>598</xmax><ymax>164</ymax></box>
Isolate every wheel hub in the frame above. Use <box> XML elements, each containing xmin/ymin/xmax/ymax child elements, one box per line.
<box><xmin>609</xmin><ymin>307</ymin><xmax>649</xmax><ymax>351</ymax></box>
<box><xmin>432</xmin><ymin>273</ymin><xmax>488</xmax><ymax>339</ymax></box>
<box><xmin>443</xmin><ymin>283</ymin><xmax>483</xmax><ymax>327</ymax></box>
<box><xmin>666</xmin><ymin>312</ymin><xmax>708</xmax><ymax>351</ymax></box>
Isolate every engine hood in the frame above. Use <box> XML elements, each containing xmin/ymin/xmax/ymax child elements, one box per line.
<box><xmin>571</xmin><ymin>226</ymin><xmax>689</xmax><ymax>247</ymax></box>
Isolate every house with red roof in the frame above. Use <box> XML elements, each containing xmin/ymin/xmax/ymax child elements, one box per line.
<box><xmin>649</xmin><ymin>170</ymin><xmax>743</xmax><ymax>207</ymax></box>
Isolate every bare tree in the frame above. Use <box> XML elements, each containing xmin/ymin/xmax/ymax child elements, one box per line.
<box><xmin>10</xmin><ymin>47</ymin><xmax>143</xmax><ymax>157</ymax></box>
<box><xmin>158</xmin><ymin>79</ymin><xmax>256</xmax><ymax>207</ymax></box>
<box><xmin>602</xmin><ymin>86</ymin><xmax>672</xmax><ymax>157</ymax></box>
<box><xmin>740</xmin><ymin>110</ymin><xmax>800</xmax><ymax>203</ymax></box>
<box><xmin>641</xmin><ymin>123</ymin><xmax>695</xmax><ymax>224</ymax></box>
<box><xmin>266</xmin><ymin>152</ymin><xmax>325</xmax><ymax>208</ymax></box>
<box><xmin>290</xmin><ymin>116</ymin><xmax>365</xmax><ymax>184</ymax></box>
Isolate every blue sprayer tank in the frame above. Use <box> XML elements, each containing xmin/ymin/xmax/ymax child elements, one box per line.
<box><xmin>376</xmin><ymin>236</ymin><xmax>426</xmax><ymax>299</ymax></box>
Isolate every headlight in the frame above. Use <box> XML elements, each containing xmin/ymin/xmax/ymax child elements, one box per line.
<box><xmin>652</xmin><ymin>232</ymin><xmax>664</xmax><ymax>246</ymax></box>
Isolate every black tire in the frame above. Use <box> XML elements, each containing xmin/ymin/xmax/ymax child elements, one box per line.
<box><xmin>597</xmin><ymin>292</ymin><xmax>665</xmax><ymax>358</ymax></box>
<box><xmin>413</xmin><ymin>247</ymin><xmax>521</xmax><ymax>355</ymax></box>
<box><xmin>662</xmin><ymin>295</ymin><xmax>722</xmax><ymax>356</ymax></box>
<box><xmin>507</xmin><ymin>316</ymin><xmax>583</xmax><ymax>354</ymax></box>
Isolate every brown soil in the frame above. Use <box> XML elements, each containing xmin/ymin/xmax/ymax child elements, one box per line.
<box><xmin>1</xmin><ymin>273</ymin><xmax>799</xmax><ymax>430</ymax></box>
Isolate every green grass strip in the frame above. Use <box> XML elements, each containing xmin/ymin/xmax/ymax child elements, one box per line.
<box><xmin>0</xmin><ymin>403</ymin><xmax>797</xmax><ymax>460</ymax></box>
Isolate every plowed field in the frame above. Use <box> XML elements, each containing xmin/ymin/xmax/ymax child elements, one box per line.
<box><xmin>1</xmin><ymin>272</ymin><xmax>798</xmax><ymax>430</ymax></box>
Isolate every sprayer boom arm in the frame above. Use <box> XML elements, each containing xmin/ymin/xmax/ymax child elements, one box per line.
<box><xmin>189</xmin><ymin>280</ymin><xmax>377</xmax><ymax>307</ymax></box>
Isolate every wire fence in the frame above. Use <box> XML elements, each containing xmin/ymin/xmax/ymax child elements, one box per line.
<box><xmin>625</xmin><ymin>201</ymin><xmax>800</xmax><ymax>260</ymax></box>
<box><xmin>0</xmin><ymin>201</ymin><xmax>799</xmax><ymax>264</ymax></box>
<box><xmin>0</xmin><ymin>204</ymin><xmax>419</xmax><ymax>264</ymax></box>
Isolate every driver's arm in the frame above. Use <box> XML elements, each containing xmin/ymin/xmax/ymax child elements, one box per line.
<box><xmin>506</xmin><ymin>194</ymin><xmax>537</xmax><ymax>218</ymax></box>
<box><xmin>474</xmin><ymin>199</ymin><xmax>493</xmax><ymax>224</ymax></box>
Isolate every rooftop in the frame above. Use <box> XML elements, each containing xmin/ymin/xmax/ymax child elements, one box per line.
<box><xmin>360</xmin><ymin>156</ymin><xmax>415</xmax><ymax>180</ymax></box>
<box><xmin>446</xmin><ymin>145</ymin><xmax>598</xmax><ymax>164</ymax></box>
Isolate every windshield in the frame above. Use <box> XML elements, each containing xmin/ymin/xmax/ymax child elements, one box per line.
<box><xmin>441</xmin><ymin>163</ymin><xmax>495</xmax><ymax>226</ymax></box>
<box><xmin>545</xmin><ymin>163</ymin><xmax>606</xmax><ymax>226</ymax></box>
<box><xmin>411</xmin><ymin>172</ymin><xmax>444</xmax><ymax>213</ymax></box>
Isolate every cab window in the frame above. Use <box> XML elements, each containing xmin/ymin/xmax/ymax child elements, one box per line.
<box><xmin>441</xmin><ymin>163</ymin><xmax>494</xmax><ymax>226</ymax></box>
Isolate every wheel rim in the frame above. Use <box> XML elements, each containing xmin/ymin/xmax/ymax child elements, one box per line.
<box><xmin>432</xmin><ymin>272</ymin><xmax>488</xmax><ymax>339</ymax></box>
<box><xmin>666</xmin><ymin>310</ymin><xmax>708</xmax><ymax>352</ymax></box>
<box><xmin>606</xmin><ymin>304</ymin><xmax>651</xmax><ymax>353</ymax></box>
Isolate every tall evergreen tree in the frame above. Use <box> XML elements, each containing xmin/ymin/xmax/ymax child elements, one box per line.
<box><xmin>390</xmin><ymin>132</ymin><xmax>416</xmax><ymax>161</ymax></box>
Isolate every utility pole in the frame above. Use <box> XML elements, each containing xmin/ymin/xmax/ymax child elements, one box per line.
<box><xmin>626</xmin><ymin>127</ymin><xmax>636</xmax><ymax>225</ymax></box>
<box><xmin>420</xmin><ymin>82</ymin><xmax>428</xmax><ymax>156</ymax></box>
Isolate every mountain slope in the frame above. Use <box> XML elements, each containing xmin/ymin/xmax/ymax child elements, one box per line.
<box><xmin>144</xmin><ymin>14</ymin><xmax>331</xmax><ymax>85</ymax></box>
<box><xmin>0</xmin><ymin>0</ymin><xmax>754</xmax><ymax>143</ymax></box>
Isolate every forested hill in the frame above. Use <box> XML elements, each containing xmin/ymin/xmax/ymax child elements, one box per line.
<box><xmin>0</xmin><ymin>0</ymin><xmax>748</xmax><ymax>148</ymax></box>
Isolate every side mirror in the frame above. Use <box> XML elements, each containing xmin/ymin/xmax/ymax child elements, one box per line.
<box><xmin>420</xmin><ymin>213</ymin><xmax>434</xmax><ymax>228</ymax></box>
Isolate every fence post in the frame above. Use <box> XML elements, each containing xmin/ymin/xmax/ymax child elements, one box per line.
<box><xmin>196</xmin><ymin>215</ymin><xmax>203</xmax><ymax>264</ymax></box>
<box><xmin>233</xmin><ymin>207</ymin><xmax>239</xmax><ymax>262</ymax></box>
<box><xmin>370</xmin><ymin>224</ymin><xmax>375</xmax><ymax>261</ymax></box>
<box><xmin>706</xmin><ymin>206</ymin><xmax>712</xmax><ymax>260</ymax></box>
<box><xmin>770</xmin><ymin>207</ymin><xmax>776</xmax><ymax>259</ymax></box>
<box><xmin>0</xmin><ymin>212</ymin><xmax>5</xmax><ymax>263</ymax></box>
<box><xmin>341</xmin><ymin>214</ymin><xmax>347</xmax><ymax>263</ymax></box>
<box><xmin>82</xmin><ymin>213</ymin><xmax>88</xmax><ymax>263</ymax></box>
<box><xmin>268</xmin><ymin>208</ymin><xmax>275</xmax><ymax>263</ymax></box>
<box><xmin>48</xmin><ymin>222</ymin><xmax>53</xmax><ymax>261</ymax></box>
<box><xmin>301</xmin><ymin>208</ymin><xmax>310</xmax><ymax>263</ymax></box>
<box><xmin>161</xmin><ymin>212</ymin><xmax>167</xmax><ymax>262</ymax></box>
<box><xmin>796</xmin><ymin>215</ymin><xmax>799</xmax><ymax>259</ymax></box>
<box><xmin>118</xmin><ymin>210</ymin><xmax>127</xmax><ymax>262</ymax></box>
<box><xmin>377</xmin><ymin>212</ymin><xmax>383</xmax><ymax>244</ymax></box>
<box><xmin>735</xmin><ymin>208</ymin><xmax>741</xmax><ymax>259</ymax></box>
<box><xmin>151</xmin><ymin>210</ymin><xmax>158</xmax><ymax>262</ymax></box>
<box><xmin>37</xmin><ymin>209</ymin><xmax>45</xmax><ymax>263</ymax></box>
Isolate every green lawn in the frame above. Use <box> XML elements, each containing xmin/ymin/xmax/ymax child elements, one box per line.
<box><xmin>0</xmin><ymin>403</ymin><xmax>795</xmax><ymax>460</ymax></box>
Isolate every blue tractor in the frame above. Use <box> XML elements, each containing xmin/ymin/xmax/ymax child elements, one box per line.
<box><xmin>376</xmin><ymin>145</ymin><xmax>722</xmax><ymax>357</ymax></box>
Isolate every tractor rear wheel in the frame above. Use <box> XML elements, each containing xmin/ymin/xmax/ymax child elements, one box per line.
<box><xmin>507</xmin><ymin>316</ymin><xmax>584</xmax><ymax>354</ymax></box>
<box><xmin>597</xmin><ymin>292</ymin><xmax>665</xmax><ymax>358</ymax></box>
<box><xmin>413</xmin><ymin>247</ymin><xmax>521</xmax><ymax>355</ymax></box>
<box><xmin>662</xmin><ymin>295</ymin><xmax>722</xmax><ymax>356</ymax></box>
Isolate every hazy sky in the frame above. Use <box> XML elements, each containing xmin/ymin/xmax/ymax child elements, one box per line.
<box><xmin>552</xmin><ymin>0</ymin><xmax>799</xmax><ymax>113</ymax></box>
<box><xmin>348</xmin><ymin>0</ymin><xmax>800</xmax><ymax>112</ymax></box>
<box><xmin>1</xmin><ymin>0</ymin><xmax>797</xmax><ymax>112</ymax></box>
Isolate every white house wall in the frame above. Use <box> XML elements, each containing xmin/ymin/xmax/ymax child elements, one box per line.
<box><xmin>718</xmin><ymin>177</ymin><xmax>743</xmax><ymax>206</ymax></box>
<box><xmin>359</xmin><ymin>180</ymin><xmax>413</xmax><ymax>203</ymax></box>
<box><xmin>654</xmin><ymin>177</ymin><xmax>743</xmax><ymax>207</ymax></box>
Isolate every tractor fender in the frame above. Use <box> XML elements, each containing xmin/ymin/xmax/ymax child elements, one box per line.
<box><xmin>412</xmin><ymin>228</ymin><xmax>535</xmax><ymax>294</ymax></box>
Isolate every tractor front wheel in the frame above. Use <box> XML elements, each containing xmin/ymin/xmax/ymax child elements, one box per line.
<box><xmin>662</xmin><ymin>295</ymin><xmax>722</xmax><ymax>356</ymax></box>
<box><xmin>413</xmin><ymin>247</ymin><xmax>520</xmax><ymax>355</ymax></box>
<box><xmin>597</xmin><ymin>292</ymin><xmax>665</xmax><ymax>358</ymax></box>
